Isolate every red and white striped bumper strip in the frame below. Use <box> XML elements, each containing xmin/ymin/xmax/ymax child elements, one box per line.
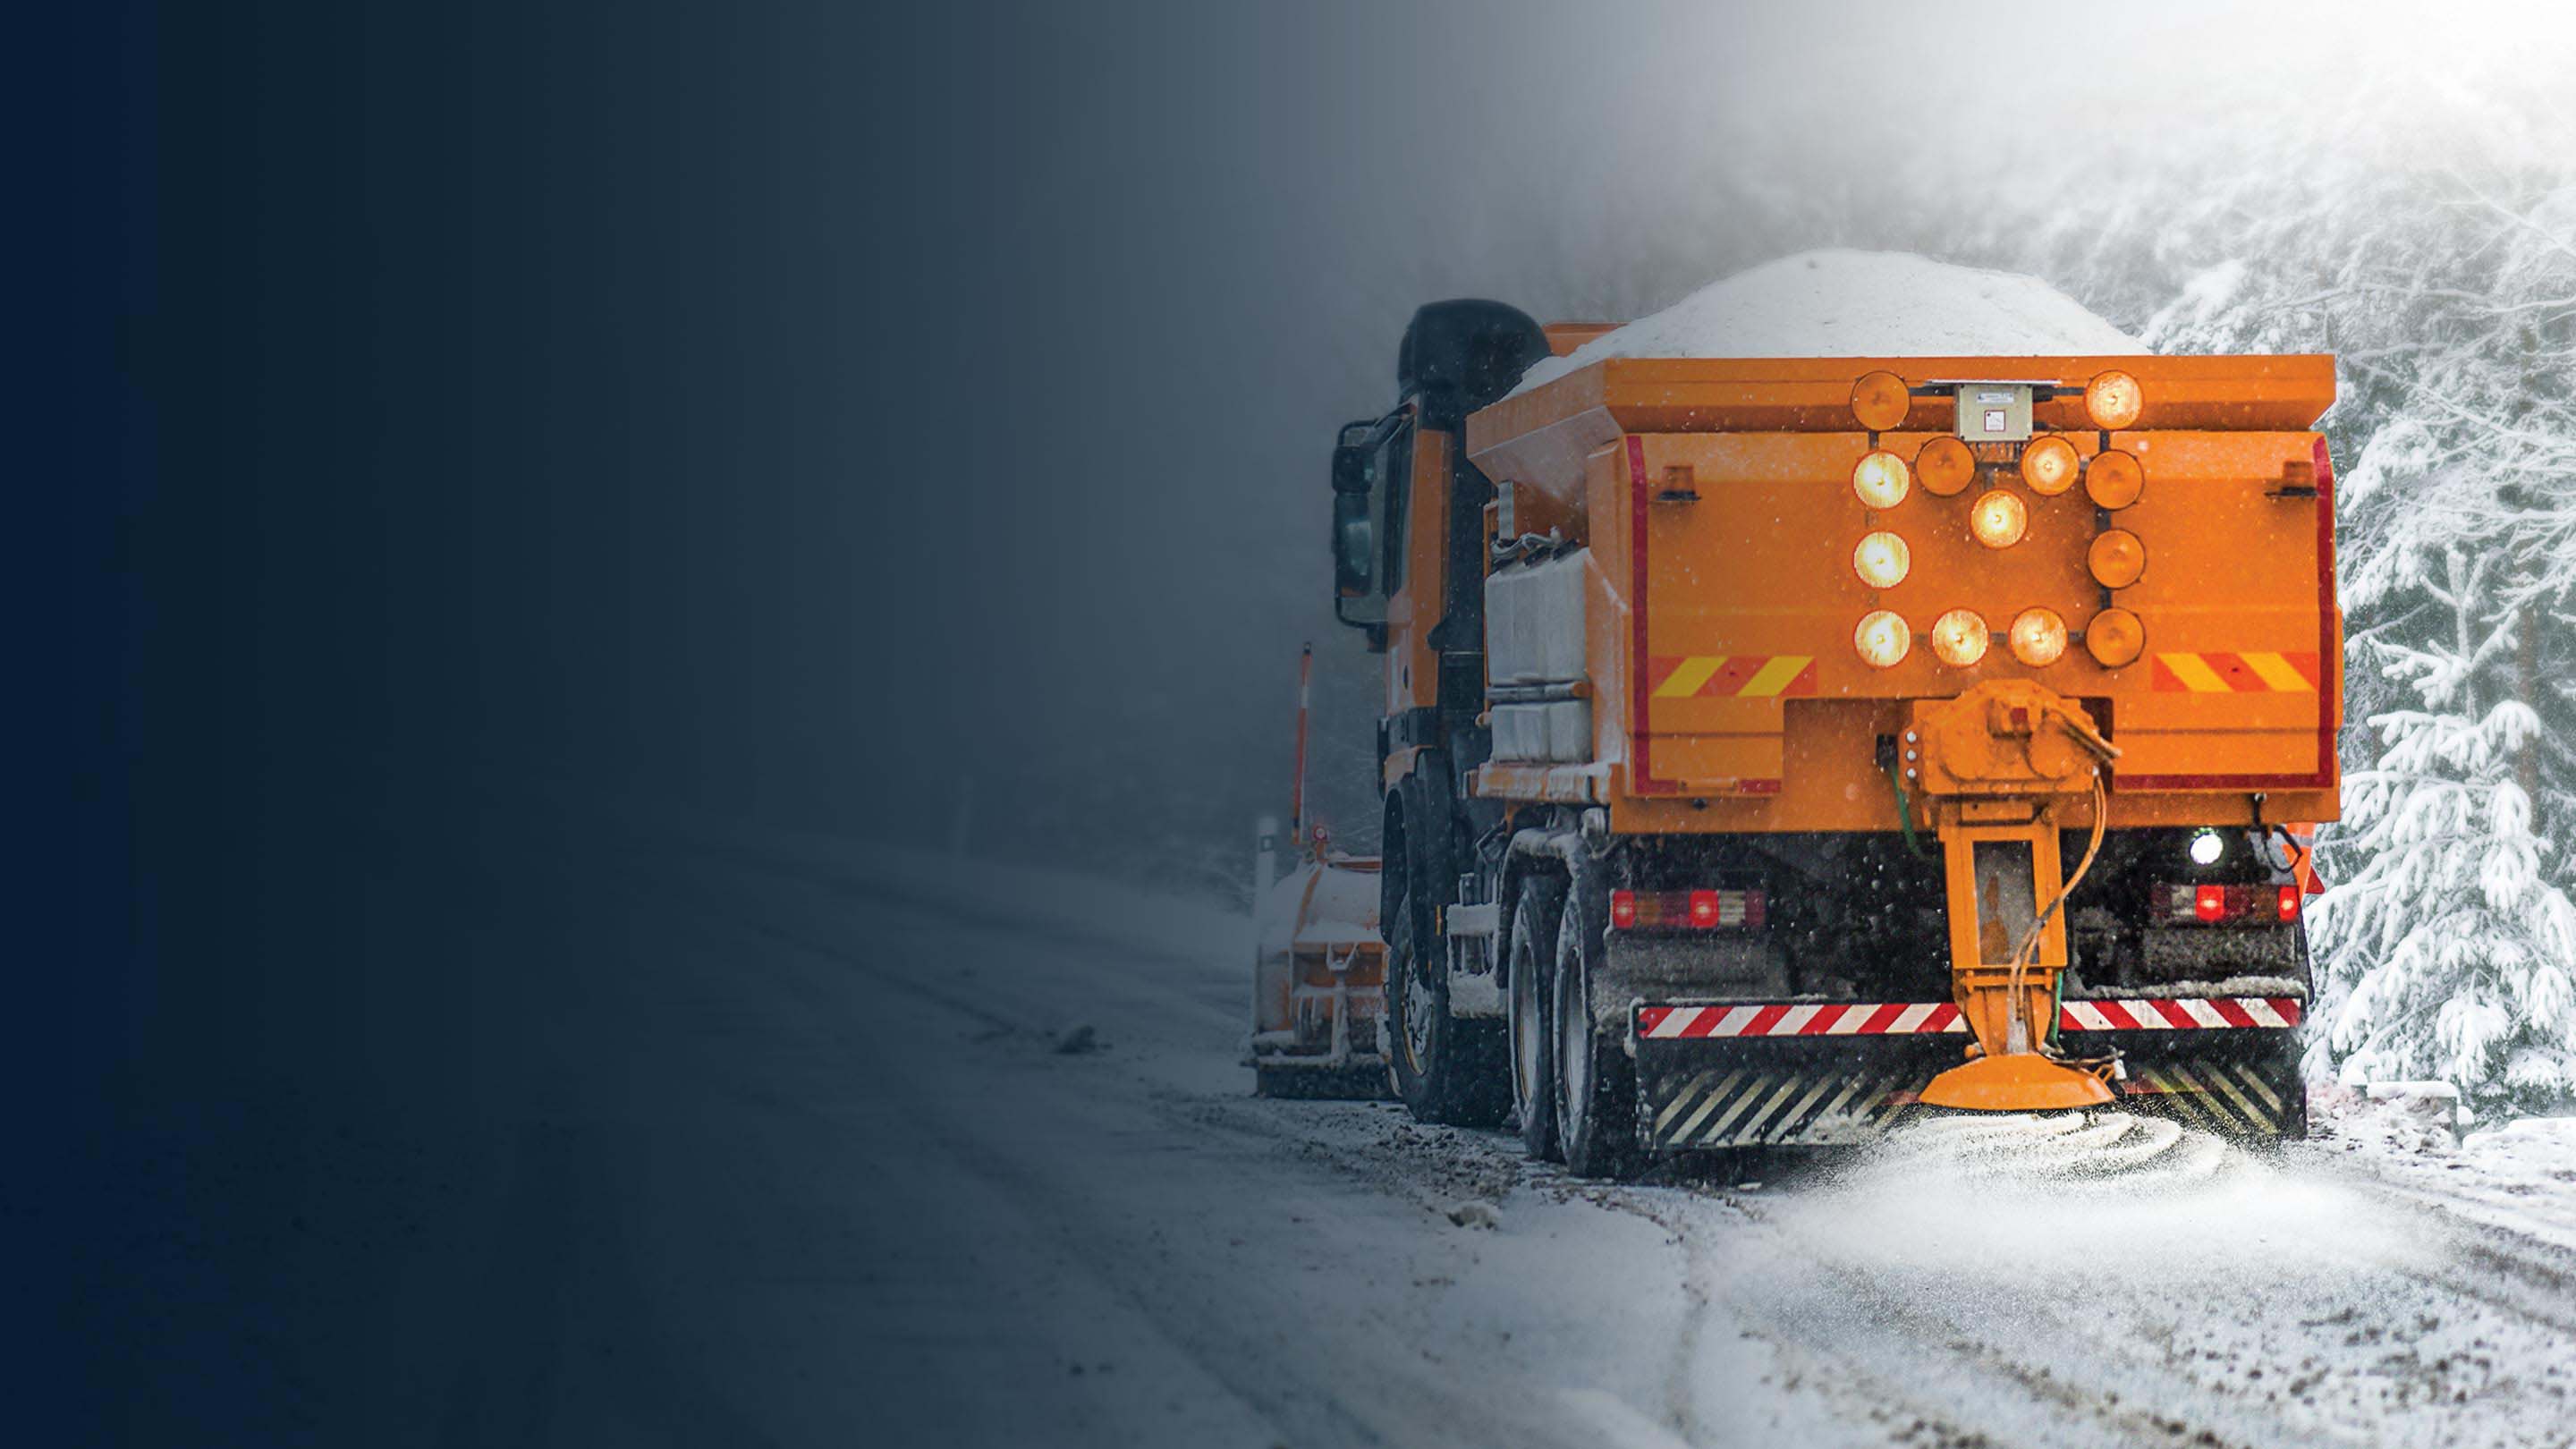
<box><xmin>2059</xmin><ymin>996</ymin><xmax>2302</xmax><ymax>1030</ymax></box>
<box><xmin>1635</xmin><ymin>996</ymin><xmax>2301</xmax><ymax>1039</ymax></box>
<box><xmin>1637</xmin><ymin>1003</ymin><xmax>1963</xmax><ymax>1038</ymax></box>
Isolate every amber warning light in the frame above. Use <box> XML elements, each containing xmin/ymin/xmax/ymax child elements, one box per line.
<box><xmin>2010</xmin><ymin>608</ymin><xmax>2068</xmax><ymax>667</ymax></box>
<box><xmin>1929</xmin><ymin>609</ymin><xmax>1989</xmax><ymax>667</ymax></box>
<box><xmin>2021</xmin><ymin>436</ymin><xmax>2080</xmax><ymax>496</ymax></box>
<box><xmin>1855</xmin><ymin>610</ymin><xmax>1912</xmax><ymax>668</ymax></box>
<box><xmin>1852</xmin><ymin>450</ymin><xmax>1911</xmax><ymax>510</ymax></box>
<box><xmin>1852</xmin><ymin>531</ymin><xmax>1911</xmax><ymax>589</ymax></box>
<box><xmin>1970</xmin><ymin>490</ymin><xmax>2028</xmax><ymax>549</ymax></box>
<box><xmin>2087</xmin><ymin>369</ymin><xmax>2145</xmax><ymax>430</ymax></box>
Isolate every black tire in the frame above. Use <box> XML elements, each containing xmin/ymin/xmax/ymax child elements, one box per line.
<box><xmin>1385</xmin><ymin>874</ymin><xmax>1509</xmax><ymax>1128</ymax></box>
<box><xmin>2284</xmin><ymin>927</ymin><xmax>2315</xmax><ymax>1140</ymax></box>
<box><xmin>1509</xmin><ymin>875</ymin><xmax>1564</xmax><ymax>1160</ymax></box>
<box><xmin>1553</xmin><ymin>879</ymin><xmax>1640</xmax><ymax>1179</ymax></box>
<box><xmin>1385</xmin><ymin>874</ymin><xmax>1443</xmax><ymax>1122</ymax></box>
<box><xmin>2263</xmin><ymin>1028</ymin><xmax>2310</xmax><ymax>1140</ymax></box>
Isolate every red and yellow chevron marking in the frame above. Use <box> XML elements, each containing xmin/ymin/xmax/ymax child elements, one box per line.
<box><xmin>2150</xmin><ymin>650</ymin><xmax>2320</xmax><ymax>693</ymax></box>
<box><xmin>1648</xmin><ymin>654</ymin><xmax>1818</xmax><ymax>699</ymax></box>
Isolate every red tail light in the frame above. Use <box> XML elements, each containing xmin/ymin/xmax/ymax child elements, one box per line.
<box><xmin>2156</xmin><ymin>883</ymin><xmax>2301</xmax><ymax>927</ymax></box>
<box><xmin>1607</xmin><ymin>888</ymin><xmax>1766</xmax><ymax>931</ymax></box>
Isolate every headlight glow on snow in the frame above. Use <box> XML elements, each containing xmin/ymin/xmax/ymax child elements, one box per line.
<box><xmin>1915</xmin><ymin>435</ymin><xmax>1976</xmax><ymax>496</ymax></box>
<box><xmin>2088</xmin><ymin>529</ymin><xmax>2147</xmax><ymax>589</ymax></box>
<box><xmin>1928</xmin><ymin>608</ymin><xmax>1989</xmax><ymax>666</ymax></box>
<box><xmin>2009</xmin><ymin>607</ymin><xmax>2068</xmax><ymax>666</ymax></box>
<box><xmin>1852</xmin><ymin>450</ymin><xmax>1911</xmax><ymax>510</ymax></box>
<box><xmin>1970</xmin><ymin>489</ymin><xmax>2028</xmax><ymax>548</ymax></box>
<box><xmin>1851</xmin><ymin>370</ymin><xmax>1911</xmax><ymax>431</ymax></box>
<box><xmin>2086</xmin><ymin>606</ymin><xmax>2146</xmax><ymax>667</ymax></box>
<box><xmin>1852</xmin><ymin>531</ymin><xmax>1911</xmax><ymax>589</ymax></box>
<box><xmin>2019</xmin><ymin>435</ymin><xmax>2080</xmax><ymax>496</ymax></box>
<box><xmin>2085</xmin><ymin>449</ymin><xmax>2144</xmax><ymax>510</ymax></box>
<box><xmin>2086</xmin><ymin>369</ymin><xmax>2144</xmax><ymax>430</ymax></box>
<box><xmin>2189</xmin><ymin>828</ymin><xmax>2225</xmax><ymax>866</ymax></box>
<box><xmin>1854</xmin><ymin>609</ymin><xmax>1911</xmax><ymax>667</ymax></box>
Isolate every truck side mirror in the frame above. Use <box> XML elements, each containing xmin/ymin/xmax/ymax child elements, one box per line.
<box><xmin>1331</xmin><ymin>430</ymin><xmax>1391</xmax><ymax>638</ymax></box>
<box><xmin>1333</xmin><ymin>487</ymin><xmax>1375</xmax><ymax>597</ymax></box>
<box><xmin>1332</xmin><ymin>442</ymin><xmax>1370</xmax><ymax>496</ymax></box>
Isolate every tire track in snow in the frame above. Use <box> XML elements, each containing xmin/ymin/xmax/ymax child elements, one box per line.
<box><xmin>2324</xmin><ymin>1173</ymin><xmax>2576</xmax><ymax>1336</ymax></box>
<box><xmin>1572</xmin><ymin>1186</ymin><xmax>2204</xmax><ymax>1449</ymax></box>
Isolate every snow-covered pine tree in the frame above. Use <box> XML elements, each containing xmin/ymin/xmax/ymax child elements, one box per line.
<box><xmin>1959</xmin><ymin>64</ymin><xmax>2576</xmax><ymax>1112</ymax></box>
<box><xmin>2307</xmin><ymin>543</ymin><xmax>2576</xmax><ymax>1108</ymax></box>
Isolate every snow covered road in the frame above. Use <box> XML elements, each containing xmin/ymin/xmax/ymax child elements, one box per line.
<box><xmin>235</xmin><ymin>822</ymin><xmax>2566</xmax><ymax>1447</ymax></box>
<box><xmin>556</xmin><ymin>829</ymin><xmax>2570</xmax><ymax>1449</ymax></box>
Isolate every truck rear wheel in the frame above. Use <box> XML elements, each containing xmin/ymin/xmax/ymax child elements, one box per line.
<box><xmin>1553</xmin><ymin>881</ymin><xmax>1640</xmax><ymax>1179</ymax></box>
<box><xmin>1508</xmin><ymin>875</ymin><xmax>1564</xmax><ymax>1161</ymax></box>
<box><xmin>1385</xmin><ymin>876</ymin><xmax>1508</xmax><ymax>1128</ymax></box>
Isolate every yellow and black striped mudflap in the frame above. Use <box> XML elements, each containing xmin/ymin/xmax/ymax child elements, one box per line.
<box><xmin>1631</xmin><ymin>1013</ymin><xmax>2309</xmax><ymax>1152</ymax></box>
<box><xmin>1635</xmin><ymin>1037</ymin><xmax>1962</xmax><ymax>1151</ymax></box>
<box><xmin>2075</xmin><ymin>1029</ymin><xmax>2309</xmax><ymax>1139</ymax></box>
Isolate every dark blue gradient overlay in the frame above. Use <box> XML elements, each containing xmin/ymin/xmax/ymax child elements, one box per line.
<box><xmin>56</xmin><ymin>4</ymin><xmax>1759</xmax><ymax>1441</ymax></box>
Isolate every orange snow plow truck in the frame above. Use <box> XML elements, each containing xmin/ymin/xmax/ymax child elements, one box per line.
<box><xmin>1331</xmin><ymin>300</ymin><xmax>2339</xmax><ymax>1177</ymax></box>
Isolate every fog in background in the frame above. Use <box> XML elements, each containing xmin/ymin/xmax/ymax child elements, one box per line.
<box><xmin>106</xmin><ymin>2</ymin><xmax>2576</xmax><ymax>902</ymax></box>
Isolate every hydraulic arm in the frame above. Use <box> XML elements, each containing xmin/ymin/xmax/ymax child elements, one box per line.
<box><xmin>1906</xmin><ymin>681</ymin><xmax>2123</xmax><ymax>1111</ymax></box>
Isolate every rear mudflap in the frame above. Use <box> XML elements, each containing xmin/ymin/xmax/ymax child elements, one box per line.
<box><xmin>1641</xmin><ymin>1036</ymin><xmax>1955</xmax><ymax>1149</ymax></box>
<box><xmin>2079</xmin><ymin>1030</ymin><xmax>2306</xmax><ymax>1138</ymax></box>
<box><xmin>1632</xmin><ymin>999</ymin><xmax>2307</xmax><ymax>1152</ymax></box>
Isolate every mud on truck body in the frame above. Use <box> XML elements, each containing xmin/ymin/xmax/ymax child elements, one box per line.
<box><xmin>1332</xmin><ymin>301</ymin><xmax>2339</xmax><ymax>1178</ymax></box>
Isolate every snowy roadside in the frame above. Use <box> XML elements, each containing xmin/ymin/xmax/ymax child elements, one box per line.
<box><xmin>2303</xmin><ymin>1084</ymin><xmax>2576</xmax><ymax>1254</ymax></box>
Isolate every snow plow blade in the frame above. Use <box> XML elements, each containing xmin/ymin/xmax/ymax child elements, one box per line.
<box><xmin>1250</xmin><ymin>856</ymin><xmax>1393</xmax><ymax>1098</ymax></box>
<box><xmin>1631</xmin><ymin>999</ymin><xmax>2307</xmax><ymax>1152</ymax></box>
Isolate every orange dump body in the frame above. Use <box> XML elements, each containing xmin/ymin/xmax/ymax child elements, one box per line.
<box><xmin>1462</xmin><ymin>354</ymin><xmax>2342</xmax><ymax>835</ymax></box>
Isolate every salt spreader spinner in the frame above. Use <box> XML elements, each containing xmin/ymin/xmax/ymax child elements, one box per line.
<box><xmin>1328</xmin><ymin>301</ymin><xmax>2337</xmax><ymax>1176</ymax></box>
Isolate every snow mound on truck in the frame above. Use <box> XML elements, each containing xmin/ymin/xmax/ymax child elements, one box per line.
<box><xmin>1511</xmin><ymin>249</ymin><xmax>2148</xmax><ymax>395</ymax></box>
